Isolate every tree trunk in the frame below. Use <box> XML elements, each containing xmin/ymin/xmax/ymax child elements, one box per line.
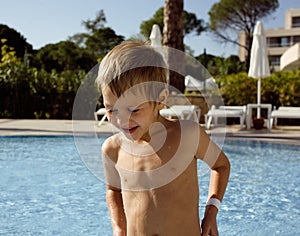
<box><xmin>163</xmin><ymin>0</ymin><xmax>185</xmax><ymax>93</ymax></box>
<box><xmin>245</xmin><ymin>32</ymin><xmax>252</xmax><ymax>71</ymax></box>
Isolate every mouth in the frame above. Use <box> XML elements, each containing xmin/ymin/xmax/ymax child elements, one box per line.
<box><xmin>122</xmin><ymin>126</ymin><xmax>138</xmax><ymax>134</ymax></box>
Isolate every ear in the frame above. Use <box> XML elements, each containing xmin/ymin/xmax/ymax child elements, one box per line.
<box><xmin>157</xmin><ymin>88</ymin><xmax>169</xmax><ymax>110</ymax></box>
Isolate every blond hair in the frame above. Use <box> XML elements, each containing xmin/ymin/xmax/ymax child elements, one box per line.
<box><xmin>96</xmin><ymin>40</ymin><xmax>167</xmax><ymax>100</ymax></box>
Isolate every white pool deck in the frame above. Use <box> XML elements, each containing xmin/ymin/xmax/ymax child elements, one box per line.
<box><xmin>0</xmin><ymin>119</ymin><xmax>300</xmax><ymax>145</ymax></box>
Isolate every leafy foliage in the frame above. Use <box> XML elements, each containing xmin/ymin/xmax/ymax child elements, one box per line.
<box><xmin>0</xmin><ymin>10</ymin><xmax>124</xmax><ymax>119</ymax></box>
<box><xmin>82</xmin><ymin>9</ymin><xmax>107</xmax><ymax>32</ymax></box>
<box><xmin>69</xmin><ymin>10</ymin><xmax>124</xmax><ymax>62</ymax></box>
<box><xmin>0</xmin><ymin>24</ymin><xmax>33</xmax><ymax>60</ymax></box>
<box><xmin>196</xmin><ymin>53</ymin><xmax>246</xmax><ymax>77</ymax></box>
<box><xmin>217</xmin><ymin>70</ymin><xmax>300</xmax><ymax>107</ymax></box>
<box><xmin>32</xmin><ymin>41</ymin><xmax>92</xmax><ymax>72</ymax></box>
<box><xmin>209</xmin><ymin>0</ymin><xmax>279</xmax><ymax>32</ymax></box>
<box><xmin>0</xmin><ymin>8</ymin><xmax>298</xmax><ymax>120</ymax></box>
<box><xmin>29</xmin><ymin>10</ymin><xmax>124</xmax><ymax>73</ymax></box>
<box><xmin>0</xmin><ymin>65</ymin><xmax>86</xmax><ymax>119</ymax></box>
<box><xmin>84</xmin><ymin>27</ymin><xmax>124</xmax><ymax>62</ymax></box>
<box><xmin>0</xmin><ymin>42</ymin><xmax>85</xmax><ymax>119</ymax></box>
<box><xmin>140</xmin><ymin>7</ymin><xmax>207</xmax><ymax>39</ymax></box>
<box><xmin>1</xmin><ymin>39</ymin><xmax>20</xmax><ymax>65</ymax></box>
<box><xmin>208</xmin><ymin>0</ymin><xmax>279</xmax><ymax>68</ymax></box>
<box><xmin>140</xmin><ymin>7</ymin><xmax>165</xmax><ymax>38</ymax></box>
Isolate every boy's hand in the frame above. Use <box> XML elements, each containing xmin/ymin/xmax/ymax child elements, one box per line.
<box><xmin>201</xmin><ymin>205</ymin><xmax>219</xmax><ymax>236</ymax></box>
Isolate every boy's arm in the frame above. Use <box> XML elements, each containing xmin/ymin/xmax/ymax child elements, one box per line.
<box><xmin>195</xmin><ymin>126</ymin><xmax>230</xmax><ymax>236</ymax></box>
<box><xmin>102</xmin><ymin>137</ymin><xmax>126</xmax><ymax>235</ymax></box>
<box><xmin>106</xmin><ymin>186</ymin><xmax>127</xmax><ymax>236</ymax></box>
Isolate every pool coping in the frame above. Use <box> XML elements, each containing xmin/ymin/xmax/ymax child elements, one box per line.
<box><xmin>1</xmin><ymin>119</ymin><xmax>299</xmax><ymax>145</ymax></box>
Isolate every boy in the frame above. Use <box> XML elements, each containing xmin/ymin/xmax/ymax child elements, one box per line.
<box><xmin>96</xmin><ymin>40</ymin><xmax>230</xmax><ymax>236</ymax></box>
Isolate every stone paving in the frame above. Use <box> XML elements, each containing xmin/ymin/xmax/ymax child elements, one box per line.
<box><xmin>0</xmin><ymin>119</ymin><xmax>299</xmax><ymax>145</ymax></box>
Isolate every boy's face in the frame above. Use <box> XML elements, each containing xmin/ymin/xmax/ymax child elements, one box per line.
<box><xmin>102</xmin><ymin>86</ymin><xmax>161</xmax><ymax>142</ymax></box>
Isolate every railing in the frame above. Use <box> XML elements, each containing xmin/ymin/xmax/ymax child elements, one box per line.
<box><xmin>292</xmin><ymin>23</ymin><xmax>300</xmax><ymax>28</ymax></box>
<box><xmin>270</xmin><ymin>60</ymin><xmax>280</xmax><ymax>66</ymax></box>
<box><xmin>267</xmin><ymin>42</ymin><xmax>291</xmax><ymax>48</ymax></box>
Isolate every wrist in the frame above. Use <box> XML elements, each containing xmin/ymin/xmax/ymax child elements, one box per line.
<box><xmin>206</xmin><ymin>197</ymin><xmax>221</xmax><ymax>210</ymax></box>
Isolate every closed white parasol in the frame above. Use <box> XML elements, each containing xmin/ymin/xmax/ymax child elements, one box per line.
<box><xmin>248</xmin><ymin>21</ymin><xmax>270</xmax><ymax>118</ymax></box>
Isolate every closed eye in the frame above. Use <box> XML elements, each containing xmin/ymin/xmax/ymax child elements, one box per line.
<box><xmin>130</xmin><ymin>109</ymin><xmax>139</xmax><ymax>113</ymax></box>
<box><xmin>128</xmin><ymin>107</ymin><xmax>140</xmax><ymax>113</ymax></box>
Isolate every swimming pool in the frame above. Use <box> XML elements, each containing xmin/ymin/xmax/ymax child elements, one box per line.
<box><xmin>0</xmin><ymin>136</ymin><xmax>299</xmax><ymax>235</ymax></box>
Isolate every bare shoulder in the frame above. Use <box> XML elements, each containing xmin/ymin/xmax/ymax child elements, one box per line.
<box><xmin>162</xmin><ymin>119</ymin><xmax>208</xmax><ymax>142</ymax></box>
<box><xmin>102</xmin><ymin>134</ymin><xmax>121</xmax><ymax>162</ymax></box>
<box><xmin>175</xmin><ymin>119</ymin><xmax>204</xmax><ymax>134</ymax></box>
<box><xmin>164</xmin><ymin>118</ymin><xmax>196</xmax><ymax>130</ymax></box>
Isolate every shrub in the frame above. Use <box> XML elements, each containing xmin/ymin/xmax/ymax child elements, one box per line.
<box><xmin>217</xmin><ymin>70</ymin><xmax>300</xmax><ymax>108</ymax></box>
<box><xmin>0</xmin><ymin>62</ymin><xmax>86</xmax><ymax>119</ymax></box>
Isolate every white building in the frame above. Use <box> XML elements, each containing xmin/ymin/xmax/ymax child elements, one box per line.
<box><xmin>239</xmin><ymin>8</ymin><xmax>300</xmax><ymax>71</ymax></box>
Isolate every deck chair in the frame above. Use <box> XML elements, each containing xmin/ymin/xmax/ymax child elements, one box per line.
<box><xmin>160</xmin><ymin>105</ymin><xmax>201</xmax><ymax>122</ymax></box>
<box><xmin>269</xmin><ymin>106</ymin><xmax>300</xmax><ymax>129</ymax></box>
<box><xmin>205</xmin><ymin>105</ymin><xmax>246</xmax><ymax>130</ymax></box>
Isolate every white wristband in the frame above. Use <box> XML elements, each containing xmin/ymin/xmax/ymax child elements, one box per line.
<box><xmin>206</xmin><ymin>198</ymin><xmax>221</xmax><ymax>210</ymax></box>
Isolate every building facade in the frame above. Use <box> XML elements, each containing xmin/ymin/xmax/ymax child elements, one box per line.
<box><xmin>238</xmin><ymin>8</ymin><xmax>300</xmax><ymax>71</ymax></box>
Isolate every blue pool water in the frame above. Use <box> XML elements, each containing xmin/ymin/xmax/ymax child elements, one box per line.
<box><xmin>0</xmin><ymin>136</ymin><xmax>299</xmax><ymax>235</ymax></box>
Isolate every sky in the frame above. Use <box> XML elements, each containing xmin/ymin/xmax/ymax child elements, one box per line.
<box><xmin>0</xmin><ymin>0</ymin><xmax>299</xmax><ymax>57</ymax></box>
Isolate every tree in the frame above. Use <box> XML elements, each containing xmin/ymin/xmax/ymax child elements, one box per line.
<box><xmin>70</xmin><ymin>10</ymin><xmax>124</xmax><ymax>62</ymax></box>
<box><xmin>84</xmin><ymin>27</ymin><xmax>124</xmax><ymax>61</ymax></box>
<box><xmin>163</xmin><ymin>0</ymin><xmax>185</xmax><ymax>92</ymax></box>
<box><xmin>208</xmin><ymin>0</ymin><xmax>279</xmax><ymax>69</ymax></box>
<box><xmin>0</xmin><ymin>24</ymin><xmax>33</xmax><ymax>62</ymax></box>
<box><xmin>196</xmin><ymin>52</ymin><xmax>246</xmax><ymax>77</ymax></box>
<box><xmin>32</xmin><ymin>41</ymin><xmax>91</xmax><ymax>72</ymax></box>
<box><xmin>140</xmin><ymin>8</ymin><xmax>164</xmax><ymax>38</ymax></box>
<box><xmin>82</xmin><ymin>9</ymin><xmax>107</xmax><ymax>32</ymax></box>
<box><xmin>70</xmin><ymin>10</ymin><xmax>107</xmax><ymax>47</ymax></box>
<box><xmin>140</xmin><ymin>7</ymin><xmax>206</xmax><ymax>39</ymax></box>
<box><xmin>214</xmin><ymin>55</ymin><xmax>247</xmax><ymax>77</ymax></box>
<box><xmin>32</xmin><ymin>10</ymin><xmax>124</xmax><ymax>72</ymax></box>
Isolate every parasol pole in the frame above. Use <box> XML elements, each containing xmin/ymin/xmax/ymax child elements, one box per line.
<box><xmin>257</xmin><ymin>77</ymin><xmax>261</xmax><ymax>118</ymax></box>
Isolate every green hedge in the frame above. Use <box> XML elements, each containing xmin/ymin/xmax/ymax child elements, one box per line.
<box><xmin>0</xmin><ymin>62</ymin><xmax>86</xmax><ymax>119</ymax></box>
<box><xmin>217</xmin><ymin>70</ymin><xmax>300</xmax><ymax>108</ymax></box>
<box><xmin>0</xmin><ymin>59</ymin><xmax>299</xmax><ymax>119</ymax></box>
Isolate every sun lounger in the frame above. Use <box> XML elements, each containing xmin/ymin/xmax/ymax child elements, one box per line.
<box><xmin>94</xmin><ymin>108</ymin><xmax>108</xmax><ymax>126</ymax></box>
<box><xmin>269</xmin><ymin>107</ymin><xmax>300</xmax><ymax>129</ymax></box>
<box><xmin>205</xmin><ymin>105</ymin><xmax>247</xmax><ymax>130</ymax></box>
<box><xmin>160</xmin><ymin>105</ymin><xmax>201</xmax><ymax>122</ymax></box>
